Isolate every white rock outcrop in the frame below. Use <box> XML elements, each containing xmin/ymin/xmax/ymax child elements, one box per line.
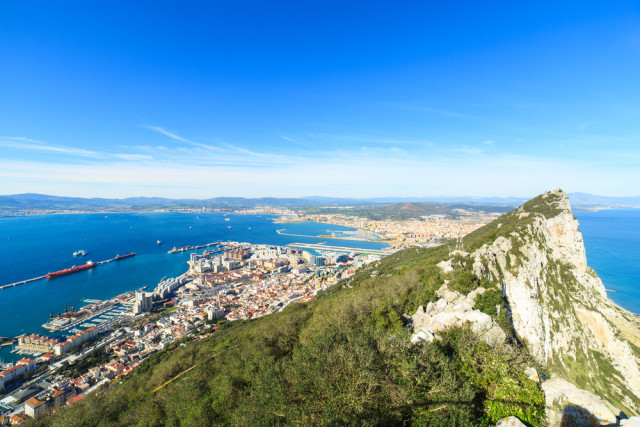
<box><xmin>620</xmin><ymin>417</ymin><xmax>640</xmax><ymax>426</ymax></box>
<box><xmin>410</xmin><ymin>285</ymin><xmax>506</xmax><ymax>347</ymax></box>
<box><xmin>495</xmin><ymin>416</ymin><xmax>527</xmax><ymax>427</ymax></box>
<box><xmin>542</xmin><ymin>378</ymin><xmax>620</xmax><ymax>426</ymax></box>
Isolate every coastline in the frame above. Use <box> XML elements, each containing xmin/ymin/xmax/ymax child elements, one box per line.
<box><xmin>0</xmin><ymin>213</ymin><xmax>390</xmax><ymax>340</ymax></box>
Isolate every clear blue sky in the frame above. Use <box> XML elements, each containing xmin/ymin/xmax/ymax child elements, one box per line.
<box><xmin>1</xmin><ymin>1</ymin><xmax>639</xmax><ymax>198</ymax></box>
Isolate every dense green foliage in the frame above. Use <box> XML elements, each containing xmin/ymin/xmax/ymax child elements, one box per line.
<box><xmin>475</xmin><ymin>288</ymin><xmax>503</xmax><ymax>317</ymax></box>
<box><xmin>38</xmin><ymin>237</ymin><xmax>545</xmax><ymax>426</ymax></box>
<box><xmin>57</xmin><ymin>348</ymin><xmax>112</xmax><ymax>379</ymax></box>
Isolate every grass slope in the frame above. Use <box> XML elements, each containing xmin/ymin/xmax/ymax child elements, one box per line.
<box><xmin>38</xmin><ymin>197</ymin><xmax>561</xmax><ymax>426</ymax></box>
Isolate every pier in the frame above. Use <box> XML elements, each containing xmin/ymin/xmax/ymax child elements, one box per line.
<box><xmin>167</xmin><ymin>241</ymin><xmax>221</xmax><ymax>254</ymax></box>
<box><xmin>0</xmin><ymin>253</ymin><xmax>138</xmax><ymax>291</ymax></box>
<box><xmin>0</xmin><ymin>275</ymin><xmax>47</xmax><ymax>290</ymax></box>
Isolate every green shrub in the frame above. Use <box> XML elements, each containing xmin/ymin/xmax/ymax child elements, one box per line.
<box><xmin>475</xmin><ymin>288</ymin><xmax>503</xmax><ymax>317</ymax></box>
<box><xmin>450</xmin><ymin>271</ymin><xmax>480</xmax><ymax>294</ymax></box>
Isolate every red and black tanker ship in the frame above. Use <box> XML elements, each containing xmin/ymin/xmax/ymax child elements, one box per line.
<box><xmin>46</xmin><ymin>261</ymin><xmax>96</xmax><ymax>279</ymax></box>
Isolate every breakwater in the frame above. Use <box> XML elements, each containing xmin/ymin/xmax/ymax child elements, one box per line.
<box><xmin>0</xmin><ymin>253</ymin><xmax>137</xmax><ymax>291</ymax></box>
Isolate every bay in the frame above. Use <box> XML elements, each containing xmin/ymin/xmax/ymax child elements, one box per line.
<box><xmin>0</xmin><ymin>212</ymin><xmax>387</xmax><ymax>363</ymax></box>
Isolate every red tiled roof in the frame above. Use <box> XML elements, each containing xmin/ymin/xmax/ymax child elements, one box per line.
<box><xmin>68</xmin><ymin>394</ymin><xmax>85</xmax><ymax>404</ymax></box>
<box><xmin>25</xmin><ymin>397</ymin><xmax>46</xmax><ymax>408</ymax></box>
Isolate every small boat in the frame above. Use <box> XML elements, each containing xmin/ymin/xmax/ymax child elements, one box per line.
<box><xmin>189</xmin><ymin>226</ymin><xmax>193</xmax><ymax>229</ymax></box>
<box><xmin>157</xmin><ymin>240</ymin><xmax>162</xmax><ymax>245</ymax></box>
<box><xmin>73</xmin><ymin>250</ymin><xmax>87</xmax><ymax>257</ymax></box>
<box><xmin>227</xmin><ymin>226</ymin><xmax>232</xmax><ymax>229</ymax></box>
<box><xmin>225</xmin><ymin>218</ymin><xmax>230</xmax><ymax>222</ymax></box>
<box><xmin>248</xmin><ymin>227</ymin><xmax>252</xmax><ymax>230</ymax></box>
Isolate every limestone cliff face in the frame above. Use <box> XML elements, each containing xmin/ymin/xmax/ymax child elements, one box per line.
<box><xmin>466</xmin><ymin>190</ymin><xmax>640</xmax><ymax>414</ymax></box>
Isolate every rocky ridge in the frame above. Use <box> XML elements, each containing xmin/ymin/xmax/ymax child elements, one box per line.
<box><xmin>412</xmin><ymin>190</ymin><xmax>640</xmax><ymax>421</ymax></box>
<box><xmin>471</xmin><ymin>190</ymin><xmax>640</xmax><ymax>414</ymax></box>
<box><xmin>411</xmin><ymin>284</ymin><xmax>506</xmax><ymax>347</ymax></box>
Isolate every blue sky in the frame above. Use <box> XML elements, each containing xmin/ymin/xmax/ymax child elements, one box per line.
<box><xmin>1</xmin><ymin>1</ymin><xmax>639</xmax><ymax>198</ymax></box>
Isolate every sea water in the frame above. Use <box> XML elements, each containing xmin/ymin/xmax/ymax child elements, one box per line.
<box><xmin>0</xmin><ymin>212</ymin><xmax>387</xmax><ymax>363</ymax></box>
<box><xmin>574</xmin><ymin>209</ymin><xmax>640</xmax><ymax>314</ymax></box>
<box><xmin>1</xmin><ymin>209</ymin><xmax>638</xmax><ymax>364</ymax></box>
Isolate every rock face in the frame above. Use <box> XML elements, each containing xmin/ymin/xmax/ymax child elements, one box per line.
<box><xmin>411</xmin><ymin>284</ymin><xmax>506</xmax><ymax>347</ymax></box>
<box><xmin>462</xmin><ymin>190</ymin><xmax>640</xmax><ymax>414</ymax></box>
<box><xmin>495</xmin><ymin>416</ymin><xmax>527</xmax><ymax>427</ymax></box>
<box><xmin>542</xmin><ymin>378</ymin><xmax>620</xmax><ymax>426</ymax></box>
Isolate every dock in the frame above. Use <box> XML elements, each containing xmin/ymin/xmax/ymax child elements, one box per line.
<box><xmin>0</xmin><ymin>253</ymin><xmax>137</xmax><ymax>291</ymax></box>
<box><xmin>0</xmin><ymin>275</ymin><xmax>47</xmax><ymax>291</ymax></box>
<box><xmin>168</xmin><ymin>242</ymin><xmax>221</xmax><ymax>254</ymax></box>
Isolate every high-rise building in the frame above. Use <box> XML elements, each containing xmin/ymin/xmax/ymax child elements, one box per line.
<box><xmin>133</xmin><ymin>291</ymin><xmax>153</xmax><ymax>315</ymax></box>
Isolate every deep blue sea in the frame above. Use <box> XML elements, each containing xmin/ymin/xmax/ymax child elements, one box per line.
<box><xmin>0</xmin><ymin>212</ymin><xmax>387</xmax><ymax>363</ymax></box>
<box><xmin>1</xmin><ymin>209</ymin><xmax>638</xmax><ymax>364</ymax></box>
<box><xmin>574</xmin><ymin>209</ymin><xmax>640</xmax><ymax>315</ymax></box>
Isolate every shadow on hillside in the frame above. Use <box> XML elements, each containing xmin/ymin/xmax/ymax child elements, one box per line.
<box><xmin>560</xmin><ymin>404</ymin><xmax>626</xmax><ymax>426</ymax></box>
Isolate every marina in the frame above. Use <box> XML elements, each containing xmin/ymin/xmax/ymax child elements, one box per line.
<box><xmin>41</xmin><ymin>289</ymin><xmax>141</xmax><ymax>333</ymax></box>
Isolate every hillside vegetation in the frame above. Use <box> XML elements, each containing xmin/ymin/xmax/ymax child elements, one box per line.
<box><xmin>40</xmin><ymin>194</ymin><xmax>601</xmax><ymax>426</ymax></box>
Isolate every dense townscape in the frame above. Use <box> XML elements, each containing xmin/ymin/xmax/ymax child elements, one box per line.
<box><xmin>0</xmin><ymin>241</ymin><xmax>384</xmax><ymax>423</ymax></box>
<box><xmin>278</xmin><ymin>211</ymin><xmax>500</xmax><ymax>244</ymax></box>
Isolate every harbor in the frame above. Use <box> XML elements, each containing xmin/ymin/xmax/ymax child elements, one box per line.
<box><xmin>0</xmin><ymin>213</ymin><xmax>390</xmax><ymax>353</ymax></box>
<box><xmin>41</xmin><ymin>288</ymin><xmax>143</xmax><ymax>333</ymax></box>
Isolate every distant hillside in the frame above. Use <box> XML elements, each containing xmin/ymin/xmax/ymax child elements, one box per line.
<box><xmin>0</xmin><ymin>194</ymin><xmax>515</xmax><ymax>218</ymax></box>
<box><xmin>0</xmin><ymin>194</ymin><xmax>340</xmax><ymax>211</ymax></box>
<box><xmin>1</xmin><ymin>192</ymin><xmax>637</xmax><ymax>214</ymax></box>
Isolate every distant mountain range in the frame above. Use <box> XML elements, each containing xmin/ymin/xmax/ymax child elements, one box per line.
<box><xmin>0</xmin><ymin>192</ymin><xmax>637</xmax><ymax>212</ymax></box>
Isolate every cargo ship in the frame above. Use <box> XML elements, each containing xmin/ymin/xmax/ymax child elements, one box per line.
<box><xmin>114</xmin><ymin>252</ymin><xmax>136</xmax><ymax>261</ymax></box>
<box><xmin>47</xmin><ymin>261</ymin><xmax>96</xmax><ymax>279</ymax></box>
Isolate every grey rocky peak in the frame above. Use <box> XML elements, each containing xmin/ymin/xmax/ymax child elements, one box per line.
<box><xmin>465</xmin><ymin>189</ymin><xmax>640</xmax><ymax>415</ymax></box>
